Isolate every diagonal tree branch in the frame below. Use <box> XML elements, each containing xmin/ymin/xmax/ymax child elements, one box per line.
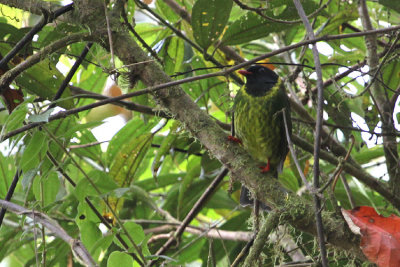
<box><xmin>0</xmin><ymin>199</ymin><xmax>96</xmax><ymax>266</ymax></box>
<box><xmin>358</xmin><ymin>0</ymin><xmax>400</xmax><ymax>195</ymax></box>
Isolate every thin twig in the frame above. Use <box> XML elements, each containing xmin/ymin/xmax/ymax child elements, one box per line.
<box><xmin>293</xmin><ymin>117</ymin><xmax>400</xmax><ymax>137</ymax></box>
<box><xmin>292</xmin><ymin>134</ymin><xmax>400</xmax><ymax>209</ymax></box>
<box><xmin>340</xmin><ymin>174</ymin><xmax>356</xmax><ymax>209</ymax></box>
<box><xmin>282</xmin><ymin>108</ymin><xmax>312</xmax><ymax>190</ymax></box>
<box><xmin>103</xmin><ymin>0</ymin><xmax>116</xmax><ymax>82</ymax></box>
<box><xmin>292</xmin><ymin>0</ymin><xmax>328</xmax><ymax>265</ymax></box>
<box><xmin>357</xmin><ymin>32</ymin><xmax>400</xmax><ymax>97</ymax></box>
<box><xmin>49</xmin><ymin>43</ymin><xmax>93</xmax><ymax>109</ymax></box>
<box><xmin>331</xmin><ymin>135</ymin><xmax>355</xmax><ymax>191</ymax></box>
<box><xmin>162</xmin><ymin>0</ymin><xmax>245</xmax><ymax>63</ymax></box>
<box><xmin>0</xmin><ymin>169</ymin><xmax>22</xmax><ymax>227</ymax></box>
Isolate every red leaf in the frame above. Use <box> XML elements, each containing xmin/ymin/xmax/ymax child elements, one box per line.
<box><xmin>342</xmin><ymin>206</ymin><xmax>400</xmax><ymax>267</ymax></box>
<box><xmin>1</xmin><ymin>87</ymin><xmax>24</xmax><ymax>113</ymax></box>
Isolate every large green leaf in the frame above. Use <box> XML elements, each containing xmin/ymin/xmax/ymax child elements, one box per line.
<box><xmin>221</xmin><ymin>11</ymin><xmax>285</xmax><ymax>45</ymax></box>
<box><xmin>20</xmin><ymin>130</ymin><xmax>48</xmax><ymax>172</ymax></box>
<box><xmin>192</xmin><ymin>0</ymin><xmax>233</xmax><ymax>49</ymax></box>
<box><xmin>109</xmin><ymin>133</ymin><xmax>153</xmax><ymax>187</ymax></box>
<box><xmin>221</xmin><ymin>0</ymin><xmax>319</xmax><ymax>45</ymax></box>
<box><xmin>74</xmin><ymin>170</ymin><xmax>118</xmax><ymax>202</ymax></box>
<box><xmin>378</xmin><ymin>0</ymin><xmax>400</xmax><ymax>13</ymax></box>
<box><xmin>107</xmin><ymin>251</ymin><xmax>134</xmax><ymax>267</ymax></box>
<box><xmin>168</xmin><ymin>36</ymin><xmax>185</xmax><ymax>73</ymax></box>
<box><xmin>107</xmin><ymin>117</ymin><xmax>157</xmax><ymax>164</ymax></box>
<box><xmin>32</xmin><ymin>172</ymin><xmax>60</xmax><ymax>208</ymax></box>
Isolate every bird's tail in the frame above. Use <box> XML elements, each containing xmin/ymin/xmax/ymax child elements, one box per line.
<box><xmin>240</xmin><ymin>186</ymin><xmax>271</xmax><ymax>211</ymax></box>
<box><xmin>240</xmin><ymin>169</ymin><xmax>278</xmax><ymax>211</ymax></box>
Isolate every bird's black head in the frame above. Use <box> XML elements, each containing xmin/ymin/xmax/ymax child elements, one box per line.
<box><xmin>239</xmin><ymin>65</ymin><xmax>279</xmax><ymax>97</ymax></box>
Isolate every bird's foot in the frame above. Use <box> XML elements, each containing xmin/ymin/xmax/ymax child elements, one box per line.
<box><xmin>259</xmin><ymin>160</ymin><xmax>271</xmax><ymax>173</ymax></box>
<box><xmin>228</xmin><ymin>135</ymin><xmax>242</xmax><ymax>144</ymax></box>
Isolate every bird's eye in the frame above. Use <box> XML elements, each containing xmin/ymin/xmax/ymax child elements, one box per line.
<box><xmin>258</xmin><ymin>68</ymin><xmax>265</xmax><ymax>73</ymax></box>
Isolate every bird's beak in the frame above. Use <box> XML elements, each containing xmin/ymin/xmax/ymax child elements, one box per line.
<box><xmin>238</xmin><ymin>70</ymin><xmax>252</xmax><ymax>76</ymax></box>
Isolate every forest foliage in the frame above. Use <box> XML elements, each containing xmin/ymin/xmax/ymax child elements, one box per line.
<box><xmin>0</xmin><ymin>0</ymin><xmax>399</xmax><ymax>266</ymax></box>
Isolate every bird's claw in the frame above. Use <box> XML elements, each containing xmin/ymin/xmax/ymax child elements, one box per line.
<box><xmin>259</xmin><ymin>160</ymin><xmax>271</xmax><ymax>173</ymax></box>
<box><xmin>228</xmin><ymin>135</ymin><xmax>242</xmax><ymax>144</ymax></box>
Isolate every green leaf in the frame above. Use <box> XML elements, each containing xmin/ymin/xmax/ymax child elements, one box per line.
<box><xmin>168</xmin><ymin>36</ymin><xmax>185</xmax><ymax>73</ymax></box>
<box><xmin>113</xmin><ymin>185</ymin><xmax>158</xmax><ymax>210</ymax></box>
<box><xmin>378</xmin><ymin>0</ymin><xmax>400</xmax><ymax>13</ymax></box>
<box><xmin>0</xmin><ymin>153</ymin><xmax>17</xmax><ymax>196</ymax></box>
<box><xmin>20</xmin><ymin>131</ymin><xmax>48</xmax><ymax>171</ymax></box>
<box><xmin>79</xmin><ymin>221</ymin><xmax>102</xmax><ymax>251</ymax></box>
<box><xmin>221</xmin><ymin>11</ymin><xmax>285</xmax><ymax>45</ymax></box>
<box><xmin>21</xmin><ymin>168</ymin><xmax>38</xmax><ymax>190</ymax></box>
<box><xmin>114</xmin><ymin>222</ymin><xmax>145</xmax><ymax>251</ymax></box>
<box><xmin>110</xmin><ymin>133</ymin><xmax>153</xmax><ymax>187</ymax></box>
<box><xmin>321</xmin><ymin>8</ymin><xmax>359</xmax><ymax>35</ymax></box>
<box><xmin>74</xmin><ymin>170</ymin><xmax>118</xmax><ymax>202</ymax></box>
<box><xmin>156</xmin><ymin>0</ymin><xmax>179</xmax><ymax>23</ymax></box>
<box><xmin>70</xmin><ymin>129</ymin><xmax>104</xmax><ymax>164</ymax></box>
<box><xmin>76</xmin><ymin>200</ymin><xmax>103</xmax><ymax>223</ymax></box>
<box><xmin>107</xmin><ymin>117</ymin><xmax>157</xmax><ymax>164</ymax></box>
<box><xmin>221</xmin><ymin>0</ymin><xmax>319</xmax><ymax>45</ymax></box>
<box><xmin>201</xmin><ymin>152</ymin><xmax>221</xmax><ymax>173</ymax></box>
<box><xmin>353</xmin><ymin>145</ymin><xmax>384</xmax><ymax>164</ymax></box>
<box><xmin>32</xmin><ymin>173</ymin><xmax>60</xmax><ymax>207</ymax></box>
<box><xmin>41</xmin><ymin>117</ymin><xmax>76</xmax><ymax>174</ymax></box>
<box><xmin>90</xmin><ymin>233</ymin><xmax>114</xmax><ymax>260</ymax></box>
<box><xmin>177</xmin><ymin>238</ymin><xmax>206</xmax><ymax>264</ymax></box>
<box><xmin>178</xmin><ymin>157</ymin><xmax>201</xmax><ymax>219</ymax></box>
<box><xmin>192</xmin><ymin>0</ymin><xmax>233</xmax><ymax>49</ymax></box>
<box><xmin>1</xmin><ymin>98</ymin><xmax>30</xmax><ymax>134</ymax></box>
<box><xmin>152</xmin><ymin>121</ymin><xmax>179</xmax><ymax>178</ymax></box>
<box><xmin>135</xmin><ymin>173</ymin><xmax>185</xmax><ymax>191</ymax></box>
<box><xmin>382</xmin><ymin>59</ymin><xmax>400</xmax><ymax>99</ymax></box>
<box><xmin>108</xmin><ymin>251</ymin><xmax>134</xmax><ymax>267</ymax></box>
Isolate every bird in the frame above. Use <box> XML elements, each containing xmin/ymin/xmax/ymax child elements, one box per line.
<box><xmin>232</xmin><ymin>64</ymin><xmax>292</xmax><ymax>209</ymax></box>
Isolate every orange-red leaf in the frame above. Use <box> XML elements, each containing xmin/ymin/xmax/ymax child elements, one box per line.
<box><xmin>342</xmin><ymin>206</ymin><xmax>400</xmax><ymax>267</ymax></box>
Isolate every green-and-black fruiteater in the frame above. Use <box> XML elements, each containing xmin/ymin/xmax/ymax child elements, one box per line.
<box><xmin>233</xmin><ymin>65</ymin><xmax>292</xmax><ymax>208</ymax></box>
